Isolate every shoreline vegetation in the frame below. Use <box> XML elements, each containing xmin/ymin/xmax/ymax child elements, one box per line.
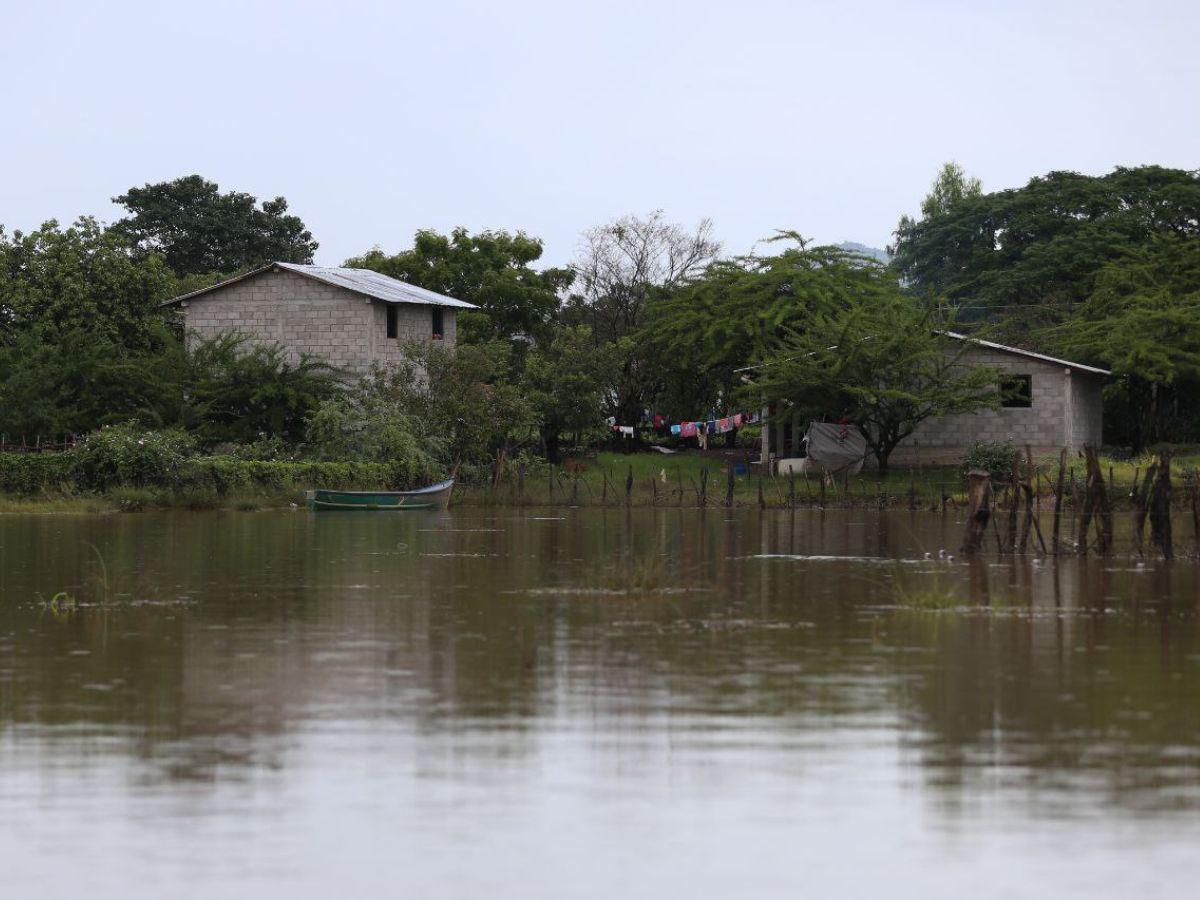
<box><xmin>5</xmin><ymin>449</ymin><xmax>1199</xmax><ymax>517</ymax></box>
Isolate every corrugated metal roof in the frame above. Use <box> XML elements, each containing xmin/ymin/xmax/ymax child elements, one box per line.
<box><xmin>735</xmin><ymin>332</ymin><xmax>1110</xmax><ymax>377</ymax></box>
<box><xmin>163</xmin><ymin>262</ymin><xmax>477</xmax><ymax>309</ymax></box>
<box><xmin>938</xmin><ymin>331</ymin><xmax>1110</xmax><ymax>376</ymax></box>
<box><xmin>275</xmin><ymin>262</ymin><xmax>476</xmax><ymax>308</ymax></box>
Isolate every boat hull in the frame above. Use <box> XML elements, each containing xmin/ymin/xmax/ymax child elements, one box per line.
<box><xmin>306</xmin><ymin>479</ymin><xmax>455</xmax><ymax>511</ymax></box>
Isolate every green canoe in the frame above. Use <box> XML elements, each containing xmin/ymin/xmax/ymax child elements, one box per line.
<box><xmin>305</xmin><ymin>479</ymin><xmax>455</xmax><ymax>511</ymax></box>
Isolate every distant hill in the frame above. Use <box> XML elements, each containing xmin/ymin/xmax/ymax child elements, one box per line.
<box><xmin>835</xmin><ymin>241</ymin><xmax>891</xmax><ymax>264</ymax></box>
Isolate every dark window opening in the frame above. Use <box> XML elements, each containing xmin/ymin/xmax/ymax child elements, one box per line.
<box><xmin>386</xmin><ymin>305</ymin><xmax>398</xmax><ymax>339</ymax></box>
<box><xmin>431</xmin><ymin>306</ymin><xmax>444</xmax><ymax>339</ymax></box>
<box><xmin>1000</xmin><ymin>374</ymin><xmax>1032</xmax><ymax>408</ymax></box>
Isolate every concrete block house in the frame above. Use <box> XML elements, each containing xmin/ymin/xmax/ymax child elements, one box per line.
<box><xmin>896</xmin><ymin>335</ymin><xmax>1107</xmax><ymax>464</ymax></box>
<box><xmin>164</xmin><ymin>262</ymin><xmax>476</xmax><ymax>376</ymax></box>
<box><xmin>761</xmin><ymin>334</ymin><xmax>1108</xmax><ymax>468</ymax></box>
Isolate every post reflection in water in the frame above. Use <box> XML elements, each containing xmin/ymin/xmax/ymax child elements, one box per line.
<box><xmin>0</xmin><ymin>508</ymin><xmax>1198</xmax><ymax>898</ymax></box>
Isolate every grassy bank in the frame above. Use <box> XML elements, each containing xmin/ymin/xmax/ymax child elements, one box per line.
<box><xmin>4</xmin><ymin>449</ymin><xmax>1199</xmax><ymax>514</ymax></box>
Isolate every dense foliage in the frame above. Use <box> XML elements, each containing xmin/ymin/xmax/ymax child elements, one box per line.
<box><xmin>891</xmin><ymin>166</ymin><xmax>1200</xmax><ymax>325</ymax></box>
<box><xmin>346</xmin><ymin>229</ymin><xmax>573</xmax><ymax>343</ymax></box>
<box><xmin>112</xmin><ymin>175</ymin><xmax>317</xmax><ymax>276</ymax></box>
<box><xmin>3</xmin><ymin>163</ymin><xmax>1200</xmax><ymax>486</ymax></box>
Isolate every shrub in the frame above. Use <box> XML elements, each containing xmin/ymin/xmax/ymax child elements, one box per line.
<box><xmin>73</xmin><ymin>424</ymin><xmax>196</xmax><ymax>490</ymax></box>
<box><xmin>303</xmin><ymin>395</ymin><xmax>445</xmax><ymax>487</ymax></box>
<box><xmin>0</xmin><ymin>452</ymin><xmax>76</xmax><ymax>494</ymax></box>
<box><xmin>962</xmin><ymin>441</ymin><xmax>1019</xmax><ymax>480</ymax></box>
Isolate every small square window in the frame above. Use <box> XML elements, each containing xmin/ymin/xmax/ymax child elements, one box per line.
<box><xmin>431</xmin><ymin>306</ymin><xmax>444</xmax><ymax>339</ymax></box>
<box><xmin>386</xmin><ymin>305</ymin><xmax>398</xmax><ymax>339</ymax></box>
<box><xmin>1000</xmin><ymin>374</ymin><xmax>1032</xmax><ymax>408</ymax></box>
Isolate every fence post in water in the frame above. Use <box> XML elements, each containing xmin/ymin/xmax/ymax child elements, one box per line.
<box><xmin>1078</xmin><ymin>446</ymin><xmax>1113</xmax><ymax>555</ymax></box>
<box><xmin>625</xmin><ymin>465</ymin><xmax>633</xmax><ymax>506</ymax></box>
<box><xmin>571</xmin><ymin>472</ymin><xmax>579</xmax><ymax>505</ymax></box>
<box><xmin>758</xmin><ymin>475</ymin><xmax>766</xmax><ymax>510</ymax></box>
<box><xmin>1190</xmin><ymin>472</ymin><xmax>1200</xmax><ymax>553</ymax></box>
<box><xmin>725</xmin><ymin>465</ymin><xmax>735</xmax><ymax>508</ymax></box>
<box><xmin>1050</xmin><ymin>451</ymin><xmax>1066</xmax><ymax>553</ymax></box>
<box><xmin>788</xmin><ymin>471</ymin><xmax>796</xmax><ymax>508</ymax></box>
<box><xmin>699</xmin><ymin>468</ymin><xmax>708</xmax><ymax>507</ymax></box>
<box><xmin>1132</xmin><ymin>462</ymin><xmax>1157</xmax><ymax>556</ymax></box>
<box><xmin>1150</xmin><ymin>451</ymin><xmax>1173</xmax><ymax>560</ymax></box>
<box><xmin>518</xmin><ymin>462</ymin><xmax>526</xmax><ymax>504</ymax></box>
<box><xmin>961</xmin><ymin>469</ymin><xmax>993</xmax><ymax>553</ymax></box>
<box><xmin>1004</xmin><ymin>451</ymin><xmax>1021</xmax><ymax>553</ymax></box>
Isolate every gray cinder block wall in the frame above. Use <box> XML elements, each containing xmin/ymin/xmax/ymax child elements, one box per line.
<box><xmin>886</xmin><ymin>346</ymin><xmax>1105</xmax><ymax>465</ymax></box>
<box><xmin>177</xmin><ymin>268</ymin><xmax>457</xmax><ymax>376</ymax></box>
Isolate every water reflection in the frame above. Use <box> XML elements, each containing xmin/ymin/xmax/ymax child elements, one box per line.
<box><xmin>1</xmin><ymin>509</ymin><xmax>1199</xmax><ymax>896</ymax></box>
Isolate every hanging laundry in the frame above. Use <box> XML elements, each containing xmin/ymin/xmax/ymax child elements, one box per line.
<box><xmin>670</xmin><ymin>424</ymin><xmax>681</xmax><ymax>435</ymax></box>
<box><xmin>706</xmin><ymin>420</ymin><xmax>717</xmax><ymax>435</ymax></box>
<box><xmin>653</xmin><ymin>414</ymin><xmax>664</xmax><ymax>428</ymax></box>
<box><xmin>680</xmin><ymin>422</ymin><xmax>697</xmax><ymax>438</ymax></box>
<box><xmin>717</xmin><ymin>417</ymin><xmax>731</xmax><ymax>433</ymax></box>
<box><xmin>619</xmin><ymin>425</ymin><xmax>634</xmax><ymax>436</ymax></box>
<box><xmin>733</xmin><ymin>413</ymin><xmax>744</xmax><ymax>428</ymax></box>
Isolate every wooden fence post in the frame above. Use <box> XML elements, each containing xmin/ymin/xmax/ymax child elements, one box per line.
<box><xmin>1150</xmin><ymin>451</ymin><xmax>1173</xmax><ymax>560</ymax></box>
<box><xmin>961</xmin><ymin>469</ymin><xmax>992</xmax><ymax>553</ymax></box>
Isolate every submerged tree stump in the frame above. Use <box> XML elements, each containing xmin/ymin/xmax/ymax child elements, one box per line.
<box><xmin>961</xmin><ymin>469</ymin><xmax>993</xmax><ymax>554</ymax></box>
<box><xmin>1150</xmin><ymin>452</ymin><xmax>1173</xmax><ymax>560</ymax></box>
<box><xmin>1078</xmin><ymin>446</ymin><xmax>1113</xmax><ymax>555</ymax></box>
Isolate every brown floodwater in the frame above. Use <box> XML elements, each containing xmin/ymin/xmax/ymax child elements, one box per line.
<box><xmin>1</xmin><ymin>507</ymin><xmax>1198</xmax><ymax>898</ymax></box>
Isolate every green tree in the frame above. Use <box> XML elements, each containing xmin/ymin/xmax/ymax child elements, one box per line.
<box><xmin>890</xmin><ymin>166</ymin><xmax>1200</xmax><ymax>330</ymax></box>
<box><xmin>362</xmin><ymin>341</ymin><xmax>533</xmax><ymax>469</ymax></box>
<box><xmin>643</xmin><ymin>237</ymin><xmax>880</xmax><ymax>426</ymax></box>
<box><xmin>112</xmin><ymin>175</ymin><xmax>318</xmax><ymax>276</ymax></box>
<box><xmin>345</xmin><ymin>228</ymin><xmax>573</xmax><ymax>342</ymax></box>
<box><xmin>1048</xmin><ymin>235</ymin><xmax>1200</xmax><ymax>449</ymax></box>
<box><xmin>751</xmin><ymin>298</ymin><xmax>1000</xmax><ymax>473</ymax></box>
<box><xmin>0</xmin><ymin>218</ymin><xmax>175</xmax><ymax>349</ymax></box>
<box><xmin>520</xmin><ymin>325</ymin><xmax>614</xmax><ymax>461</ymax></box>
<box><xmin>566</xmin><ymin>211</ymin><xmax>720</xmax><ymax>425</ymax></box>
<box><xmin>0</xmin><ymin>327</ymin><xmax>183</xmax><ymax>438</ymax></box>
<box><xmin>181</xmin><ymin>335</ymin><xmax>343</xmax><ymax>444</ymax></box>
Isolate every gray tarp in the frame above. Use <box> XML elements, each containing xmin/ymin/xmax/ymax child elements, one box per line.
<box><xmin>804</xmin><ymin>422</ymin><xmax>866</xmax><ymax>472</ymax></box>
<box><xmin>777</xmin><ymin>422</ymin><xmax>866</xmax><ymax>476</ymax></box>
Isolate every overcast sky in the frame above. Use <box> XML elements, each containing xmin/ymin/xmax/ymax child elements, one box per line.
<box><xmin>3</xmin><ymin>0</ymin><xmax>1197</xmax><ymax>267</ymax></box>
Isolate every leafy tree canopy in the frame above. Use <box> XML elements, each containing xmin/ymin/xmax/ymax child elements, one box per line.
<box><xmin>643</xmin><ymin>237</ymin><xmax>888</xmax><ymax>420</ymax></box>
<box><xmin>112</xmin><ymin>174</ymin><xmax>318</xmax><ymax>276</ymax></box>
<box><xmin>519</xmin><ymin>324</ymin><xmax>616</xmax><ymax>461</ymax></box>
<box><xmin>891</xmin><ymin>166</ymin><xmax>1200</xmax><ymax>329</ymax></box>
<box><xmin>749</xmin><ymin>290</ymin><xmax>1000</xmax><ymax>473</ymax></box>
<box><xmin>0</xmin><ymin>217</ymin><xmax>174</xmax><ymax>350</ymax></box>
<box><xmin>345</xmin><ymin>228</ymin><xmax>572</xmax><ymax>342</ymax></box>
<box><xmin>1046</xmin><ymin>235</ymin><xmax>1200</xmax><ymax>448</ymax></box>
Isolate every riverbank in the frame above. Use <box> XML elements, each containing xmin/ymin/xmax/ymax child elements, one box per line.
<box><xmin>6</xmin><ymin>449</ymin><xmax>1199</xmax><ymax>515</ymax></box>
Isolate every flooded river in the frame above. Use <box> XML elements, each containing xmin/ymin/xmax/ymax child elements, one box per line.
<box><xmin>1</xmin><ymin>508</ymin><xmax>1198</xmax><ymax>897</ymax></box>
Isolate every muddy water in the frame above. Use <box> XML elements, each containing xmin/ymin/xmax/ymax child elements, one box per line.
<box><xmin>1</xmin><ymin>508</ymin><xmax>1198</xmax><ymax>898</ymax></box>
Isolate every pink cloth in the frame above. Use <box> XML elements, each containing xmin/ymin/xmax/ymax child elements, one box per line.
<box><xmin>680</xmin><ymin>422</ymin><xmax>697</xmax><ymax>438</ymax></box>
<box><xmin>733</xmin><ymin>413</ymin><xmax>743</xmax><ymax>428</ymax></box>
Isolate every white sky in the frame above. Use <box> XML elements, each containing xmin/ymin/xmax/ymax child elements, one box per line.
<box><xmin>3</xmin><ymin>0</ymin><xmax>1198</xmax><ymax>267</ymax></box>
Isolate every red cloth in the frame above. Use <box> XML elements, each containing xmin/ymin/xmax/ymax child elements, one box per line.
<box><xmin>680</xmin><ymin>422</ymin><xmax>697</xmax><ymax>438</ymax></box>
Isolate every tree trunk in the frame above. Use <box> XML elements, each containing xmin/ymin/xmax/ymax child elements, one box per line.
<box><xmin>543</xmin><ymin>428</ymin><xmax>562</xmax><ymax>465</ymax></box>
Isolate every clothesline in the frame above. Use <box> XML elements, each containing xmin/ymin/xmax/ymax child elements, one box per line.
<box><xmin>607</xmin><ymin>409</ymin><xmax>765</xmax><ymax>439</ymax></box>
